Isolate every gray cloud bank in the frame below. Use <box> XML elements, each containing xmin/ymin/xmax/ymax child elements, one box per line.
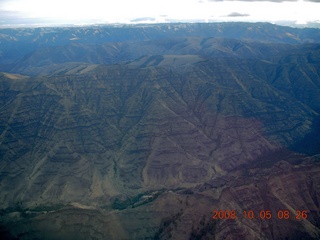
<box><xmin>227</xmin><ymin>12</ymin><xmax>250</xmax><ymax>17</ymax></box>
<box><xmin>130</xmin><ymin>17</ymin><xmax>157</xmax><ymax>23</ymax></box>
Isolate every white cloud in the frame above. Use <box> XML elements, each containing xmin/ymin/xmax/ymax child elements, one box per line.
<box><xmin>0</xmin><ymin>0</ymin><xmax>319</xmax><ymax>24</ymax></box>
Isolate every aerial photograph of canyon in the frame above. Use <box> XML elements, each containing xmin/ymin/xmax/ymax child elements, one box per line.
<box><xmin>0</xmin><ymin>0</ymin><xmax>320</xmax><ymax>239</ymax></box>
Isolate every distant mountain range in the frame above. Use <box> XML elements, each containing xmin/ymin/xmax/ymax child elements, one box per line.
<box><xmin>0</xmin><ymin>22</ymin><xmax>320</xmax><ymax>239</ymax></box>
<box><xmin>1</xmin><ymin>22</ymin><xmax>320</xmax><ymax>71</ymax></box>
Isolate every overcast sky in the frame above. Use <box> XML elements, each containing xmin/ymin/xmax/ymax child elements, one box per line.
<box><xmin>0</xmin><ymin>0</ymin><xmax>319</xmax><ymax>26</ymax></box>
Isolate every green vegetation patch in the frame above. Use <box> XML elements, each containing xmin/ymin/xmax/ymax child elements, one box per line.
<box><xmin>111</xmin><ymin>190</ymin><xmax>163</xmax><ymax>210</ymax></box>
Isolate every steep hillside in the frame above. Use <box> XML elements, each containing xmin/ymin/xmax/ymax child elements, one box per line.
<box><xmin>0</xmin><ymin>23</ymin><xmax>320</xmax><ymax>239</ymax></box>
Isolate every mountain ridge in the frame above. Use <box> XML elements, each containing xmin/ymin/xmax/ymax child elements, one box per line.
<box><xmin>1</xmin><ymin>22</ymin><xmax>320</xmax><ymax>239</ymax></box>
<box><xmin>1</xmin><ymin>22</ymin><xmax>320</xmax><ymax>73</ymax></box>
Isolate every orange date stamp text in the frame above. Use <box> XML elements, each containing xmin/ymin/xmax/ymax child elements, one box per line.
<box><xmin>212</xmin><ymin>210</ymin><xmax>308</xmax><ymax>220</ymax></box>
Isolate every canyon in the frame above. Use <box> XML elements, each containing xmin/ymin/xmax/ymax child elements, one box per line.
<box><xmin>0</xmin><ymin>22</ymin><xmax>320</xmax><ymax>239</ymax></box>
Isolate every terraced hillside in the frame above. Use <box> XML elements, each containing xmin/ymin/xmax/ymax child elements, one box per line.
<box><xmin>0</xmin><ymin>23</ymin><xmax>320</xmax><ymax>239</ymax></box>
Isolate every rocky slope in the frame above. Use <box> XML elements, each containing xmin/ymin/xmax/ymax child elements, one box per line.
<box><xmin>0</xmin><ymin>23</ymin><xmax>320</xmax><ymax>239</ymax></box>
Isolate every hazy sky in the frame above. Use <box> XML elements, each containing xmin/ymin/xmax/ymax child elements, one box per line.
<box><xmin>0</xmin><ymin>0</ymin><xmax>319</xmax><ymax>26</ymax></box>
